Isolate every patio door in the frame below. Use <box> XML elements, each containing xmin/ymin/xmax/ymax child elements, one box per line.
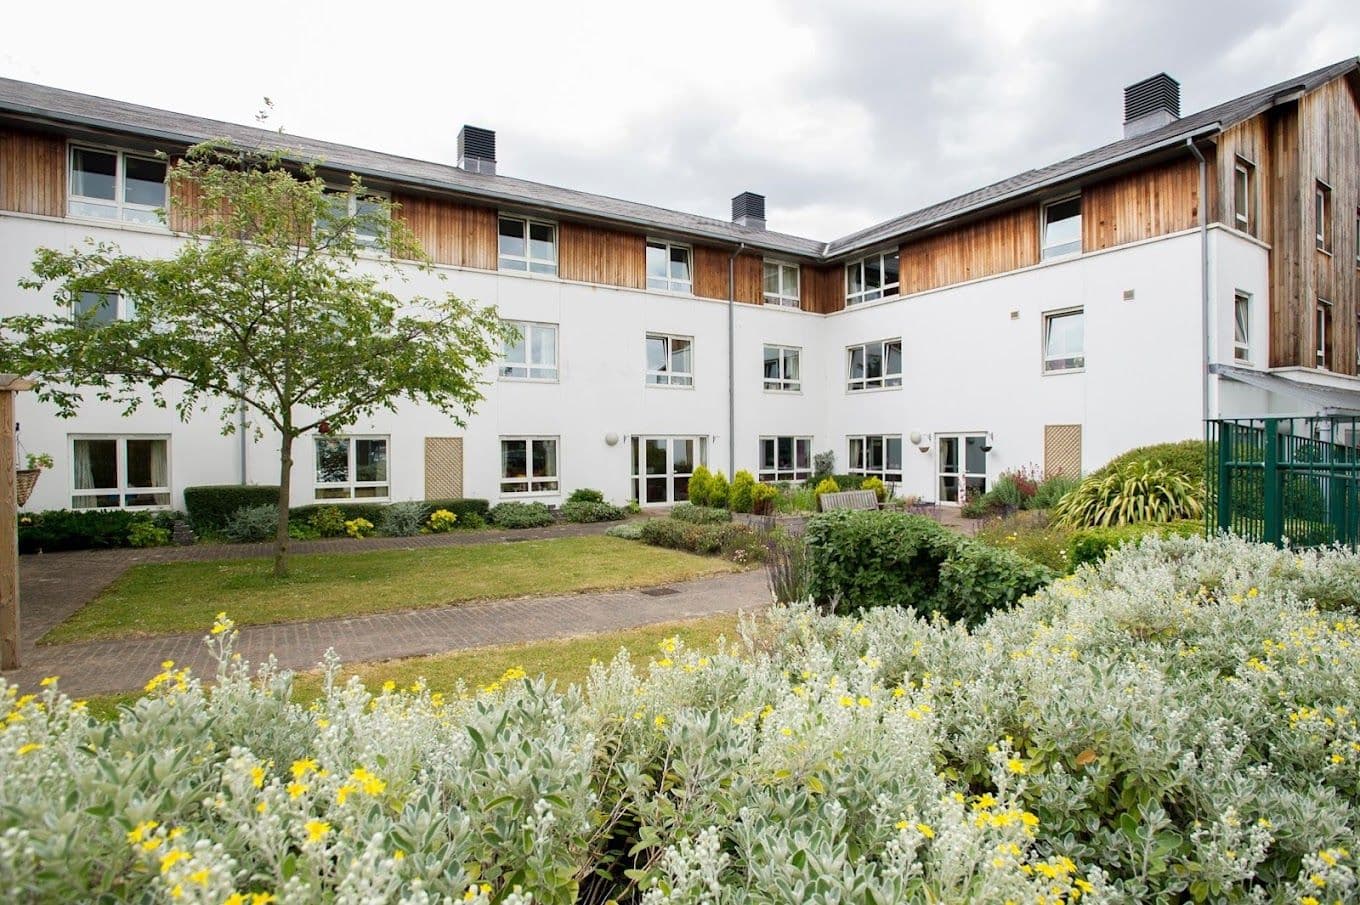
<box><xmin>632</xmin><ymin>436</ymin><xmax>705</xmax><ymax>505</ymax></box>
<box><xmin>938</xmin><ymin>434</ymin><xmax>988</xmax><ymax>503</ymax></box>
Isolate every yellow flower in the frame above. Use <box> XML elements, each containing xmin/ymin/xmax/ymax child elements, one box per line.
<box><xmin>351</xmin><ymin>767</ymin><xmax>386</xmax><ymax>796</ymax></box>
<box><xmin>1006</xmin><ymin>758</ymin><xmax>1028</xmax><ymax>775</ymax></box>
<box><xmin>211</xmin><ymin>613</ymin><xmax>231</xmax><ymax>634</ymax></box>
<box><xmin>16</xmin><ymin>742</ymin><xmax>42</xmax><ymax>756</ymax></box>
<box><xmin>39</xmin><ymin>676</ymin><xmax>57</xmax><ymax>687</ymax></box>
<box><xmin>382</xmin><ymin>680</ymin><xmax>396</xmax><ymax>693</ymax></box>
<box><xmin>250</xmin><ymin>765</ymin><xmax>266</xmax><ymax>789</ymax></box>
<box><xmin>171</xmin><ymin>883</ymin><xmax>184</xmax><ymax>899</ymax></box>
<box><xmin>916</xmin><ymin>823</ymin><xmax>935</xmax><ymax>838</ymax></box>
<box><xmin>1300</xmin><ymin>898</ymin><xmax>1320</xmax><ymax>905</ymax></box>
<box><xmin>224</xmin><ymin>895</ymin><xmax>247</xmax><ymax>905</ymax></box>
<box><xmin>189</xmin><ymin>868</ymin><xmax>210</xmax><ymax>886</ymax></box>
<box><xmin>336</xmin><ymin>783</ymin><xmax>357</xmax><ymax>806</ymax></box>
<box><xmin>127</xmin><ymin>820</ymin><xmax>159</xmax><ymax>845</ymax></box>
<box><xmin>653</xmin><ymin>714</ymin><xmax>668</xmax><ymax>730</ymax></box>
<box><xmin>857</xmin><ymin>696</ymin><xmax>872</xmax><ymax>708</ymax></box>
<box><xmin>159</xmin><ymin>848</ymin><xmax>189</xmax><ymax>875</ymax></box>
<box><xmin>304</xmin><ymin>820</ymin><xmax>331</xmax><ymax>845</ymax></box>
<box><xmin>894</xmin><ymin>820</ymin><xmax>909</xmax><ymax>830</ymax></box>
<box><xmin>286</xmin><ymin>782</ymin><xmax>308</xmax><ymax>799</ymax></box>
<box><xmin>393</xmin><ymin>849</ymin><xmax>405</xmax><ymax>861</ymax></box>
<box><xmin>290</xmin><ymin>758</ymin><xmax>318</xmax><ymax>779</ymax></box>
<box><xmin>251</xmin><ymin>895</ymin><xmax>277</xmax><ymax>905</ymax></box>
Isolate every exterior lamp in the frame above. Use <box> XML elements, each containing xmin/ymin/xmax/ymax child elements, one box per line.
<box><xmin>981</xmin><ymin>432</ymin><xmax>994</xmax><ymax>453</ymax></box>
<box><xmin>604</xmin><ymin>432</ymin><xmax>619</xmax><ymax>446</ymax></box>
<box><xmin>910</xmin><ymin>431</ymin><xmax>931</xmax><ymax>453</ymax></box>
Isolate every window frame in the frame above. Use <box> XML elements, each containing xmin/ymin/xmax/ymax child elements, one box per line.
<box><xmin>844</xmin><ymin>249</ymin><xmax>900</xmax><ymax>306</ymax></box>
<box><xmin>846</xmin><ymin>434</ymin><xmax>903</xmax><ymax>485</ymax></box>
<box><xmin>499</xmin><ymin>320</ymin><xmax>559</xmax><ymax>382</ymax></box>
<box><xmin>497</xmin><ymin>214</ymin><xmax>559</xmax><ymax>275</ymax></box>
<box><xmin>1317</xmin><ymin>298</ymin><xmax>1333</xmax><ymax>370</ymax></box>
<box><xmin>321</xmin><ymin>186</ymin><xmax>391</xmax><ymax>248</ymax></box>
<box><xmin>73</xmin><ymin>289</ymin><xmax>134</xmax><ymax>324</ymax></box>
<box><xmin>1041</xmin><ymin>195</ymin><xmax>1083</xmax><ymax>260</ymax></box>
<box><xmin>499</xmin><ymin>436</ymin><xmax>561</xmax><ymax>496</ymax></box>
<box><xmin>758</xmin><ymin>436</ymin><xmax>813</xmax><ymax>483</ymax></box>
<box><xmin>1316</xmin><ymin>181</ymin><xmax>1332</xmax><ymax>253</ymax></box>
<box><xmin>67</xmin><ymin>142</ymin><xmax>168</xmax><ymax>226</ymax></box>
<box><xmin>646</xmin><ymin>240</ymin><xmax>693</xmax><ymax>294</ymax></box>
<box><xmin>762</xmin><ymin>259</ymin><xmax>801</xmax><ymax>307</ymax></box>
<box><xmin>313</xmin><ymin>434</ymin><xmax>391</xmax><ymax>501</ymax></box>
<box><xmin>69</xmin><ymin>434</ymin><xmax>171</xmax><ymax>510</ymax></box>
<box><xmin>845</xmin><ymin>338</ymin><xmax>903</xmax><ymax>392</ymax></box>
<box><xmin>631</xmin><ymin>435</ymin><xmax>706</xmax><ymax>505</ymax></box>
<box><xmin>645</xmin><ymin>332</ymin><xmax>695</xmax><ymax>388</ymax></box>
<box><xmin>1233</xmin><ymin>290</ymin><xmax>1252</xmax><ymax>364</ymax></box>
<box><xmin>762</xmin><ymin>344</ymin><xmax>802</xmax><ymax>393</ymax></box>
<box><xmin>1233</xmin><ymin>157</ymin><xmax>1255</xmax><ymax>234</ymax></box>
<box><xmin>1042</xmin><ymin>307</ymin><xmax>1085</xmax><ymax>374</ymax></box>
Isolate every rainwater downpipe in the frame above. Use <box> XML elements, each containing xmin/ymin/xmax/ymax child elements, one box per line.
<box><xmin>1186</xmin><ymin>138</ymin><xmax>1211</xmax><ymax>423</ymax></box>
<box><xmin>728</xmin><ymin>242</ymin><xmax>746</xmax><ymax>475</ymax></box>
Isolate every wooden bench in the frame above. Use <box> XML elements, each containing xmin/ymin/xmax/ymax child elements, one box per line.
<box><xmin>818</xmin><ymin>489</ymin><xmax>880</xmax><ymax>512</ymax></box>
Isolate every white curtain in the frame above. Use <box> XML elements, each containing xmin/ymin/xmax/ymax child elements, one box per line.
<box><xmin>73</xmin><ymin>440</ymin><xmax>95</xmax><ymax>490</ymax></box>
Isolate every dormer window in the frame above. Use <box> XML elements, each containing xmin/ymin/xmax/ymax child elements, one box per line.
<box><xmin>1042</xmin><ymin>196</ymin><xmax>1082</xmax><ymax>259</ymax></box>
<box><xmin>646</xmin><ymin>241</ymin><xmax>692</xmax><ymax>293</ymax></box>
<box><xmin>845</xmin><ymin>250</ymin><xmax>899</xmax><ymax>305</ymax></box>
<box><xmin>498</xmin><ymin>216</ymin><xmax>558</xmax><ymax>274</ymax></box>
<box><xmin>68</xmin><ymin>146</ymin><xmax>166</xmax><ymax>225</ymax></box>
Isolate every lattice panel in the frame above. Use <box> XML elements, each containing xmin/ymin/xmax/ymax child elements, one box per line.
<box><xmin>424</xmin><ymin>437</ymin><xmax>464</xmax><ymax>499</ymax></box>
<box><xmin>1044</xmin><ymin>424</ymin><xmax>1083</xmax><ymax>476</ymax></box>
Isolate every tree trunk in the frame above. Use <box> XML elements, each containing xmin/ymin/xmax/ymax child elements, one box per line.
<box><xmin>274</xmin><ymin>433</ymin><xmax>294</xmax><ymax>578</ymax></box>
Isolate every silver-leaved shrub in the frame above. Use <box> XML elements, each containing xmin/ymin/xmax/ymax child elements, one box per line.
<box><xmin>1</xmin><ymin>534</ymin><xmax>1358</xmax><ymax>903</ymax></box>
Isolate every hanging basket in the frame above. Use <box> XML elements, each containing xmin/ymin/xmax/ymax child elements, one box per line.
<box><xmin>15</xmin><ymin>468</ymin><xmax>40</xmax><ymax>507</ymax></box>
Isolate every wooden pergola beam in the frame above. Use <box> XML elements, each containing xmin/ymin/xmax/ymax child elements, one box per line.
<box><xmin>1</xmin><ymin>374</ymin><xmax>35</xmax><ymax>671</ymax></box>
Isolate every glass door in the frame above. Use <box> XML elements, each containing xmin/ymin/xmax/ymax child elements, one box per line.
<box><xmin>938</xmin><ymin>433</ymin><xmax>988</xmax><ymax>504</ymax></box>
<box><xmin>632</xmin><ymin>436</ymin><xmax>705</xmax><ymax>504</ymax></box>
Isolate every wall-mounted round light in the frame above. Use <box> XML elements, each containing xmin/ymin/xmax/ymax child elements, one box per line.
<box><xmin>908</xmin><ymin>431</ymin><xmax>922</xmax><ymax>445</ymax></box>
<box><xmin>604</xmin><ymin>432</ymin><xmax>619</xmax><ymax>446</ymax></box>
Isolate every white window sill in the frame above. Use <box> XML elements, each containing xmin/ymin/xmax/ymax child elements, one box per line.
<box><xmin>63</xmin><ymin>213</ymin><xmax>173</xmax><ymax>236</ymax></box>
<box><xmin>496</xmin><ymin>266</ymin><xmax>561</xmax><ymax>281</ymax></box>
<box><xmin>845</xmin><ymin>384</ymin><xmax>904</xmax><ymax>395</ymax></box>
<box><xmin>646</xmin><ymin>382</ymin><xmax>695</xmax><ymax>390</ymax></box>
<box><xmin>499</xmin><ymin>491</ymin><xmax>562</xmax><ymax>499</ymax></box>
<box><xmin>764</xmin><ymin>387</ymin><xmax>803</xmax><ymax>395</ymax></box>
<box><xmin>499</xmin><ymin>376</ymin><xmax>561</xmax><ymax>384</ymax></box>
<box><xmin>1042</xmin><ymin>367</ymin><xmax>1086</xmax><ymax>376</ymax></box>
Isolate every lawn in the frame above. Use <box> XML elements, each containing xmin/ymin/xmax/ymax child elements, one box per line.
<box><xmin>42</xmin><ymin>536</ymin><xmax>736</xmax><ymax>645</ymax></box>
<box><xmin>82</xmin><ymin>613</ymin><xmax>741</xmax><ymax>720</ymax></box>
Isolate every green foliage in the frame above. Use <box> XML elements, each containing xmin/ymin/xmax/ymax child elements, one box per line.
<box><xmin>639</xmin><ymin>519</ymin><xmax>763</xmax><ymax>561</ymax></box>
<box><xmin>751</xmin><ymin>482</ymin><xmax>779</xmax><ymax>513</ymax></box>
<box><xmin>990</xmin><ymin>474</ymin><xmax>1024</xmax><ymax>509</ymax></box>
<box><xmin>24</xmin><ymin>452</ymin><xmax>54</xmax><ymax>470</ymax></box>
<box><xmin>775</xmin><ymin>484</ymin><xmax>818</xmax><ymax>514</ymax></box>
<box><xmin>305</xmin><ymin>506</ymin><xmax>348</xmax><ymax>538</ymax></box>
<box><xmin>1053</xmin><ymin>462</ymin><xmax>1204</xmax><ymax>528</ymax></box>
<box><xmin>1030</xmin><ymin>472</ymin><xmax>1080</xmax><ymax>510</ymax></box>
<box><xmin>222</xmin><ymin>504</ymin><xmax>280</xmax><ymax>542</ymax></box>
<box><xmin>812</xmin><ymin>449</ymin><xmax>836</xmax><ymax>482</ymax></box>
<box><xmin>17</xmin><ymin>509</ymin><xmax>149</xmax><ymax>553</ymax></box>
<box><xmin>457</xmin><ymin>512</ymin><xmax>486</xmax><ymax>530</ymax></box>
<box><xmin>686</xmin><ymin>465</ymin><xmax>713</xmax><ymax>507</ymax></box>
<box><xmin>936</xmin><ymin>543</ymin><xmax>1055</xmax><ymax>625</ymax></box>
<box><xmin>560</xmin><ymin>501</ymin><xmax>626</xmax><ymax>523</ymax></box>
<box><xmin>489</xmin><ymin>501</ymin><xmax>555</xmax><ymax>529</ymax></box>
<box><xmin>671</xmin><ymin>503</ymin><xmax>733</xmax><ymax>525</ymax></box>
<box><xmin>729</xmin><ymin>470</ymin><xmax>757</xmax><ymax>513</ymax></box>
<box><xmin>183</xmin><ymin>485</ymin><xmax>281</xmax><ymax>532</ymax></box>
<box><xmin>1090</xmin><ymin>439</ymin><xmax>1206</xmax><ymax>483</ymax></box>
<box><xmin>707</xmin><ymin>471</ymin><xmax>731</xmax><ymax>509</ymax></box>
<box><xmin>1065</xmin><ymin>519</ymin><xmax>1203</xmax><ymax>569</ymax></box>
<box><xmin>566</xmin><ymin>488</ymin><xmax>605</xmax><ymax>504</ymax></box>
<box><xmin>344</xmin><ymin>517</ymin><xmax>375</xmax><ymax>539</ymax></box>
<box><xmin>764</xmin><ymin>531</ymin><xmax>810</xmax><ymax>604</ymax></box>
<box><xmin>127</xmin><ymin>521</ymin><xmax>171</xmax><ymax>548</ymax></box>
<box><xmin>973</xmin><ymin>514</ymin><xmax>1074</xmax><ymax>573</ymax></box>
<box><xmin>420</xmin><ymin>498</ymin><xmax>491</xmax><ymax>524</ymax></box>
<box><xmin>859</xmin><ymin>476</ymin><xmax>887</xmax><ymax>502</ymax></box>
<box><xmin>813</xmin><ymin>477</ymin><xmax>841</xmax><ymax>504</ymax></box>
<box><xmin>603</xmin><ymin>521</ymin><xmax>644</xmax><ymax>540</ymax></box>
<box><xmin>827</xmin><ymin>474</ymin><xmax>866</xmax><ymax>491</ymax></box>
<box><xmin>378</xmin><ymin>501</ymin><xmax>426</xmax><ymax>537</ymax></box>
<box><xmin>426</xmin><ymin>509</ymin><xmax>459</xmax><ymax>533</ymax></box>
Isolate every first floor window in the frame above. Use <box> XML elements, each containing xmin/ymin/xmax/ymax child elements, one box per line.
<box><xmin>1042</xmin><ymin>196</ymin><xmax>1082</xmax><ymax>259</ymax></box>
<box><xmin>498</xmin><ymin>215</ymin><xmax>558</xmax><ymax>274</ymax></box>
<box><xmin>845</xmin><ymin>250</ymin><xmax>899</xmax><ymax>305</ymax></box>
<box><xmin>71</xmin><ymin>435</ymin><xmax>169</xmax><ymax>509</ymax></box>
<box><xmin>73</xmin><ymin>290</ymin><xmax>134</xmax><ymax>324</ymax></box>
<box><xmin>646</xmin><ymin>333</ymin><xmax>694</xmax><ymax>386</ymax></box>
<box><xmin>501</xmin><ymin>321</ymin><xmax>559</xmax><ymax>380</ymax></box>
<box><xmin>500</xmin><ymin>437</ymin><xmax>559</xmax><ymax>494</ymax></box>
<box><xmin>1043</xmin><ymin>308</ymin><xmax>1085</xmax><ymax>373</ymax></box>
<box><xmin>1317</xmin><ymin>299</ymin><xmax>1333</xmax><ymax>369</ymax></box>
<box><xmin>759</xmin><ymin>436</ymin><xmax>812</xmax><ymax>483</ymax></box>
<box><xmin>69</xmin><ymin>145</ymin><xmax>167</xmax><ymax>225</ymax></box>
<box><xmin>763</xmin><ymin>260</ymin><xmax>800</xmax><ymax>307</ymax></box>
<box><xmin>1233</xmin><ymin>291</ymin><xmax>1251</xmax><ymax>362</ymax></box>
<box><xmin>846</xmin><ymin>339</ymin><xmax>902</xmax><ymax>391</ymax></box>
<box><xmin>1316</xmin><ymin>182</ymin><xmax>1332</xmax><ymax>252</ymax></box>
<box><xmin>847</xmin><ymin>435</ymin><xmax>902</xmax><ymax>484</ymax></box>
<box><xmin>647</xmin><ymin>240</ymin><xmax>692</xmax><ymax>293</ymax></box>
<box><xmin>1233</xmin><ymin>158</ymin><xmax>1255</xmax><ymax>234</ymax></box>
<box><xmin>632</xmin><ymin>436</ymin><xmax>705</xmax><ymax>504</ymax></box>
<box><xmin>315</xmin><ymin>436</ymin><xmax>389</xmax><ymax>500</ymax></box>
<box><xmin>763</xmin><ymin>344</ymin><xmax>801</xmax><ymax>392</ymax></box>
<box><xmin>322</xmin><ymin>188</ymin><xmax>389</xmax><ymax>247</ymax></box>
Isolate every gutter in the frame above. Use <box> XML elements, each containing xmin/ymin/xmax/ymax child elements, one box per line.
<box><xmin>1185</xmin><ymin>138</ymin><xmax>1211</xmax><ymax>422</ymax></box>
<box><xmin>727</xmin><ymin>243</ymin><xmax>745</xmax><ymax>476</ymax></box>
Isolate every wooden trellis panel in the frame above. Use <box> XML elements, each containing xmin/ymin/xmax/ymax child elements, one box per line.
<box><xmin>424</xmin><ymin>437</ymin><xmax>464</xmax><ymax>499</ymax></box>
<box><xmin>1044</xmin><ymin>424</ymin><xmax>1083</xmax><ymax>476</ymax></box>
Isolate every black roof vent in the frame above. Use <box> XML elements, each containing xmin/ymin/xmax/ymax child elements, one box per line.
<box><xmin>457</xmin><ymin>125</ymin><xmax>496</xmax><ymax>175</ymax></box>
<box><xmin>731</xmin><ymin>191</ymin><xmax>766</xmax><ymax>229</ymax></box>
<box><xmin>1123</xmin><ymin>73</ymin><xmax>1180</xmax><ymax>138</ymax></box>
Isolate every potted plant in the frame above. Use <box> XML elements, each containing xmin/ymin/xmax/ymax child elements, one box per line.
<box><xmin>16</xmin><ymin>452</ymin><xmax>52</xmax><ymax>507</ymax></box>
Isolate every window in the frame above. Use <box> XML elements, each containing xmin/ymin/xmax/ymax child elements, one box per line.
<box><xmin>646</xmin><ymin>333</ymin><xmax>694</xmax><ymax>387</ymax></box>
<box><xmin>763</xmin><ymin>344</ymin><xmax>801</xmax><ymax>392</ymax></box>
<box><xmin>500</xmin><ymin>437</ymin><xmax>559</xmax><ymax>495</ymax></box>
<box><xmin>73</xmin><ymin>290</ymin><xmax>134</xmax><ymax>324</ymax></box>
<box><xmin>1233</xmin><ymin>158</ymin><xmax>1255</xmax><ymax>233</ymax></box>
<box><xmin>68</xmin><ymin>146</ymin><xmax>166</xmax><ymax>225</ymax></box>
<box><xmin>1042</xmin><ymin>308</ymin><xmax>1085</xmax><ymax>373</ymax></box>
<box><xmin>323</xmin><ymin>188</ymin><xmax>389</xmax><ymax>247</ymax></box>
<box><xmin>632</xmin><ymin>436</ymin><xmax>705</xmax><ymax>504</ymax></box>
<box><xmin>759</xmin><ymin>436</ymin><xmax>812</xmax><ymax>483</ymax></box>
<box><xmin>70</xmin><ymin>436</ymin><xmax>169</xmax><ymax>509</ymax></box>
<box><xmin>763</xmin><ymin>260</ymin><xmax>800</xmax><ymax>307</ymax></box>
<box><xmin>646</xmin><ymin>240</ymin><xmax>692</xmax><ymax>293</ymax></box>
<box><xmin>314</xmin><ymin>436</ymin><xmax>389</xmax><ymax>500</ymax></box>
<box><xmin>845</xmin><ymin>250</ymin><xmax>899</xmax><ymax>305</ymax></box>
<box><xmin>1316</xmin><ymin>182</ymin><xmax>1332</xmax><ymax>252</ymax></box>
<box><xmin>1042</xmin><ymin>196</ymin><xmax>1082</xmax><ymax>259</ymax></box>
<box><xmin>500</xmin><ymin>321</ymin><xmax>559</xmax><ymax>380</ymax></box>
<box><xmin>846</xmin><ymin>339</ymin><xmax>902</xmax><ymax>391</ymax></box>
<box><xmin>1233</xmin><ymin>291</ymin><xmax>1252</xmax><ymax>363</ymax></box>
<box><xmin>847</xmin><ymin>435</ymin><xmax>902</xmax><ymax>484</ymax></box>
<box><xmin>1317</xmin><ymin>299</ymin><xmax>1332</xmax><ymax>369</ymax></box>
<box><xmin>498</xmin><ymin>216</ymin><xmax>557</xmax><ymax>275</ymax></box>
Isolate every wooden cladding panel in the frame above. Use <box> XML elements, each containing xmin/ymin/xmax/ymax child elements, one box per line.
<box><xmin>1267</xmin><ymin>101</ymin><xmax>1307</xmax><ymax>368</ymax></box>
<box><xmin>801</xmin><ymin>264</ymin><xmax>844</xmax><ymax>314</ymax></box>
<box><xmin>1214</xmin><ymin>116</ymin><xmax>1271</xmax><ymax>242</ymax></box>
<box><xmin>898</xmin><ymin>208</ymin><xmax>1038</xmax><ymax>294</ymax></box>
<box><xmin>1082</xmin><ymin>157</ymin><xmax>1200</xmax><ymax>252</ymax></box>
<box><xmin>0</xmin><ymin>128</ymin><xmax>65</xmax><ymax>217</ymax></box>
<box><xmin>393</xmin><ymin>193</ymin><xmax>496</xmax><ymax>269</ymax></box>
<box><xmin>558</xmin><ymin>221</ymin><xmax>645</xmax><ymax>289</ymax></box>
<box><xmin>735</xmin><ymin>253</ymin><xmax>762</xmax><ymax>304</ymax></box>
<box><xmin>692</xmin><ymin>245</ymin><xmax>730</xmax><ymax>300</ymax></box>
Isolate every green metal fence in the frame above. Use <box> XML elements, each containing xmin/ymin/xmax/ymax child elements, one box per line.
<box><xmin>1206</xmin><ymin>416</ymin><xmax>1360</xmax><ymax>547</ymax></box>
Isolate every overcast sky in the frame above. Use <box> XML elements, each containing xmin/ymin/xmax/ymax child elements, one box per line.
<box><xmin>3</xmin><ymin>1</ymin><xmax>1357</xmax><ymax>240</ymax></box>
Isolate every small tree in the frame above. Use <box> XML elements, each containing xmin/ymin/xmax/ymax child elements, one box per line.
<box><xmin>1</xmin><ymin>141</ymin><xmax>511</xmax><ymax>576</ymax></box>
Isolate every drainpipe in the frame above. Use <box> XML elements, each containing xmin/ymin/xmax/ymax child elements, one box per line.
<box><xmin>1186</xmin><ymin>138</ymin><xmax>1211</xmax><ymax>423</ymax></box>
<box><xmin>728</xmin><ymin>242</ymin><xmax>746</xmax><ymax>476</ymax></box>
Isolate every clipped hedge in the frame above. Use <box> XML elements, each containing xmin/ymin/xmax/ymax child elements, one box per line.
<box><xmin>489</xmin><ymin>501</ymin><xmax>555</xmax><ymax>529</ymax></box>
<box><xmin>183</xmin><ymin>485</ymin><xmax>280</xmax><ymax>532</ymax></box>
<box><xmin>638</xmin><ymin>519</ymin><xmax>763</xmax><ymax>560</ymax></box>
<box><xmin>670</xmin><ymin>503</ymin><xmax>732</xmax><ymax>525</ymax></box>
<box><xmin>559</xmin><ymin>500</ymin><xmax>625</xmax><ymax>523</ymax></box>
<box><xmin>17</xmin><ymin>509</ymin><xmax>150</xmax><ymax>554</ymax></box>
<box><xmin>1066</xmin><ymin>519</ymin><xmax>1202</xmax><ymax>569</ymax></box>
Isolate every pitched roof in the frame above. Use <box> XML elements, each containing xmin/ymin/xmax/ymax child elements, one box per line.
<box><xmin>0</xmin><ymin>57</ymin><xmax>1356</xmax><ymax>262</ymax></box>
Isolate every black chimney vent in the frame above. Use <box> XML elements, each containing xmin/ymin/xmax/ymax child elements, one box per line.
<box><xmin>1123</xmin><ymin>73</ymin><xmax>1180</xmax><ymax>138</ymax></box>
<box><xmin>731</xmin><ymin>191</ymin><xmax>766</xmax><ymax>229</ymax></box>
<box><xmin>457</xmin><ymin>125</ymin><xmax>496</xmax><ymax>175</ymax></box>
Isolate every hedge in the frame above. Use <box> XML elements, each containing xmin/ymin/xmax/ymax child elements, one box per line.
<box><xmin>638</xmin><ymin>519</ymin><xmax>764</xmax><ymax>560</ymax></box>
<box><xmin>18</xmin><ymin>509</ymin><xmax>153</xmax><ymax>554</ymax></box>
<box><xmin>559</xmin><ymin>500</ymin><xmax>625</xmax><ymax>523</ymax></box>
<box><xmin>183</xmin><ymin>485</ymin><xmax>281</xmax><ymax>532</ymax></box>
<box><xmin>670</xmin><ymin>503</ymin><xmax>732</xmax><ymax>525</ymax></box>
<box><xmin>1066</xmin><ymin>519</ymin><xmax>1203</xmax><ymax>569</ymax></box>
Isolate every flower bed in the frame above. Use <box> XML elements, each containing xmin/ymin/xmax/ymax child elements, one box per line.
<box><xmin>2</xmin><ymin>536</ymin><xmax>1359</xmax><ymax>902</ymax></box>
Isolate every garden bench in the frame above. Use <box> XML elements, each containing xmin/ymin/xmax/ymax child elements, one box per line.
<box><xmin>818</xmin><ymin>490</ymin><xmax>880</xmax><ymax>512</ymax></box>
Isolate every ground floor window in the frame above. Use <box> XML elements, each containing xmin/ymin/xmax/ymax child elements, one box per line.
<box><xmin>500</xmin><ymin>437</ymin><xmax>559</xmax><ymax>494</ymax></box>
<box><xmin>847</xmin><ymin>435</ymin><xmax>902</xmax><ymax>484</ymax></box>
<box><xmin>315</xmin><ymin>435</ymin><xmax>389</xmax><ymax>500</ymax></box>
<box><xmin>632</xmin><ymin>435</ymin><xmax>706</xmax><ymax>504</ymax></box>
<box><xmin>71</xmin><ymin>435</ymin><xmax>170</xmax><ymax>509</ymax></box>
<box><xmin>759</xmin><ymin>436</ymin><xmax>812</xmax><ymax>482</ymax></box>
<box><xmin>938</xmin><ymin>434</ymin><xmax>987</xmax><ymax>503</ymax></box>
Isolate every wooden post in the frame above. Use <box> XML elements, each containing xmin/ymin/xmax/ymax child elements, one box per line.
<box><xmin>1</xmin><ymin>375</ymin><xmax>35</xmax><ymax>671</ymax></box>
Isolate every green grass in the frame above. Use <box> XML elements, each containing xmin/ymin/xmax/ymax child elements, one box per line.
<box><xmin>43</xmin><ymin>536</ymin><xmax>736</xmax><ymax>645</ymax></box>
<box><xmin>81</xmin><ymin>614</ymin><xmax>742</xmax><ymax>721</ymax></box>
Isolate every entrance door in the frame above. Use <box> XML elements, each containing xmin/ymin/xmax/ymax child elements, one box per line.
<box><xmin>632</xmin><ymin>436</ymin><xmax>705</xmax><ymax>504</ymax></box>
<box><xmin>938</xmin><ymin>434</ymin><xmax>988</xmax><ymax>503</ymax></box>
